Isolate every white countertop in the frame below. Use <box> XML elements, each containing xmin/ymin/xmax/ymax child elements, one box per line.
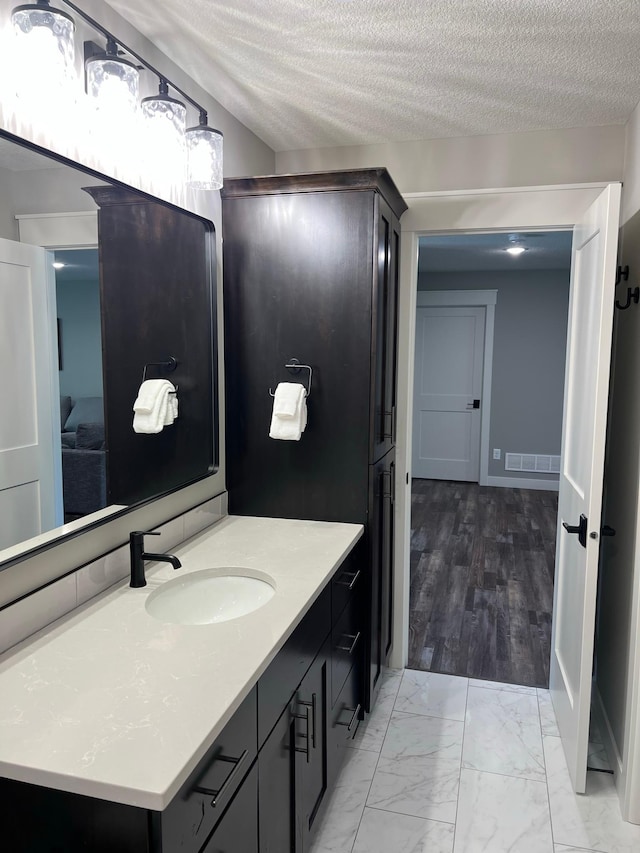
<box><xmin>0</xmin><ymin>516</ymin><xmax>363</xmax><ymax>810</ymax></box>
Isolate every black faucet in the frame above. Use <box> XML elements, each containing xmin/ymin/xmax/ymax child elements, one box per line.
<box><xmin>129</xmin><ymin>530</ymin><xmax>182</xmax><ymax>588</ymax></box>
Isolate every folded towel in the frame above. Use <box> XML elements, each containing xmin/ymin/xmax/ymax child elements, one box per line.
<box><xmin>133</xmin><ymin>379</ymin><xmax>178</xmax><ymax>434</ymax></box>
<box><xmin>269</xmin><ymin>382</ymin><xmax>307</xmax><ymax>441</ymax></box>
<box><xmin>272</xmin><ymin>382</ymin><xmax>305</xmax><ymax>418</ymax></box>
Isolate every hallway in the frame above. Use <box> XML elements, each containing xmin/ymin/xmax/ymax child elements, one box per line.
<box><xmin>409</xmin><ymin>480</ymin><xmax>558</xmax><ymax>687</ymax></box>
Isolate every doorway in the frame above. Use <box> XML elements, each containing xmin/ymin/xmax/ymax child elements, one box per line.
<box><xmin>408</xmin><ymin>230</ymin><xmax>571</xmax><ymax>687</ymax></box>
<box><xmin>393</xmin><ymin>182</ymin><xmax>622</xmax><ymax>798</ymax></box>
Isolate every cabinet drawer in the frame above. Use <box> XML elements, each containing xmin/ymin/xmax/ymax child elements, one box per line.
<box><xmin>258</xmin><ymin>585</ymin><xmax>331</xmax><ymax>746</ymax></box>
<box><xmin>328</xmin><ymin>663</ymin><xmax>362</xmax><ymax>790</ymax></box>
<box><xmin>331</xmin><ymin>546</ymin><xmax>364</xmax><ymax>622</ymax></box>
<box><xmin>201</xmin><ymin>763</ymin><xmax>258</xmax><ymax>853</ymax></box>
<box><xmin>159</xmin><ymin>687</ymin><xmax>257</xmax><ymax>853</ymax></box>
<box><xmin>331</xmin><ymin>594</ymin><xmax>363</xmax><ymax>705</ymax></box>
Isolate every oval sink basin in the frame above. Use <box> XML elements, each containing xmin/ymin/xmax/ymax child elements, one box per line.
<box><xmin>145</xmin><ymin>569</ymin><xmax>276</xmax><ymax>625</ymax></box>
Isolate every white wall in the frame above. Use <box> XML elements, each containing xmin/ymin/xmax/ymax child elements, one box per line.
<box><xmin>0</xmin><ymin>165</ymin><xmax>16</xmax><ymax>239</ymax></box>
<box><xmin>595</xmin><ymin>99</ymin><xmax>640</xmax><ymax>822</ymax></box>
<box><xmin>419</xmin><ymin>269</ymin><xmax>570</xmax><ymax>481</ymax></box>
<box><xmin>276</xmin><ymin>125</ymin><xmax>625</xmax><ymax>193</ymax></box>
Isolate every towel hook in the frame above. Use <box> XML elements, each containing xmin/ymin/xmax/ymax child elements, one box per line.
<box><xmin>269</xmin><ymin>358</ymin><xmax>313</xmax><ymax>398</ymax></box>
<box><xmin>142</xmin><ymin>356</ymin><xmax>178</xmax><ymax>392</ymax></box>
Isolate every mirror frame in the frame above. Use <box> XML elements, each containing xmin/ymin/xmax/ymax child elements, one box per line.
<box><xmin>0</xmin><ymin>128</ymin><xmax>219</xmax><ymax>573</ymax></box>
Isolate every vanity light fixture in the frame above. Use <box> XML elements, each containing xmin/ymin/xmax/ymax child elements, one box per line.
<box><xmin>141</xmin><ymin>78</ymin><xmax>187</xmax><ymax>183</ymax></box>
<box><xmin>185</xmin><ymin>111</ymin><xmax>224</xmax><ymax>190</ymax></box>
<box><xmin>10</xmin><ymin>0</ymin><xmax>76</xmax><ymax>122</ymax></box>
<box><xmin>506</xmin><ymin>245</ymin><xmax>526</xmax><ymax>256</ymax></box>
<box><xmin>11</xmin><ymin>0</ymin><xmax>75</xmax><ymax>75</ymax></box>
<box><xmin>85</xmin><ymin>37</ymin><xmax>140</xmax><ymax>115</ymax></box>
<box><xmin>7</xmin><ymin>0</ymin><xmax>224</xmax><ymax>191</ymax></box>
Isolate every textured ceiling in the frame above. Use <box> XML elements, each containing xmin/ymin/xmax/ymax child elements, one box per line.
<box><xmin>105</xmin><ymin>0</ymin><xmax>640</xmax><ymax>152</ymax></box>
<box><xmin>419</xmin><ymin>231</ymin><xmax>573</xmax><ymax>272</ymax></box>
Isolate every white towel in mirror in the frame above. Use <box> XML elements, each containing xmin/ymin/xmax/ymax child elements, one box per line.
<box><xmin>133</xmin><ymin>379</ymin><xmax>178</xmax><ymax>434</ymax></box>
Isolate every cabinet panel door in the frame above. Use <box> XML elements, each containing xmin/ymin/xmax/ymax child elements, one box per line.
<box><xmin>372</xmin><ymin>197</ymin><xmax>400</xmax><ymax>463</ymax></box>
<box><xmin>365</xmin><ymin>449</ymin><xmax>395</xmax><ymax>712</ymax></box>
<box><xmin>201</xmin><ymin>764</ymin><xmax>258</xmax><ymax>853</ymax></box>
<box><xmin>259</xmin><ymin>702</ymin><xmax>297</xmax><ymax>853</ymax></box>
<box><xmin>295</xmin><ymin>641</ymin><xmax>330</xmax><ymax>851</ymax></box>
<box><xmin>381</xmin><ymin>452</ymin><xmax>395</xmax><ymax>664</ymax></box>
<box><xmin>328</xmin><ymin>661</ymin><xmax>362</xmax><ymax>791</ymax></box>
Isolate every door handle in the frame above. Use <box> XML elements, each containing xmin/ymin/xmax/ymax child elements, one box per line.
<box><xmin>562</xmin><ymin>513</ymin><xmax>588</xmax><ymax>548</ymax></box>
<box><xmin>466</xmin><ymin>399</ymin><xmax>480</xmax><ymax>409</ymax></box>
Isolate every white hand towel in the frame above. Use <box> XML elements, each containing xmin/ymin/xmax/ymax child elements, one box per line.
<box><xmin>133</xmin><ymin>379</ymin><xmax>178</xmax><ymax>434</ymax></box>
<box><xmin>273</xmin><ymin>382</ymin><xmax>304</xmax><ymax>418</ymax></box>
<box><xmin>269</xmin><ymin>382</ymin><xmax>307</xmax><ymax>441</ymax></box>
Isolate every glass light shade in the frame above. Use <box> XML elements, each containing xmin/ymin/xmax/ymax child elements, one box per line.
<box><xmin>141</xmin><ymin>88</ymin><xmax>187</xmax><ymax>191</ymax></box>
<box><xmin>86</xmin><ymin>55</ymin><xmax>140</xmax><ymax>115</ymax></box>
<box><xmin>11</xmin><ymin>3</ymin><xmax>75</xmax><ymax>98</ymax></box>
<box><xmin>186</xmin><ymin>124</ymin><xmax>223</xmax><ymax>190</ymax></box>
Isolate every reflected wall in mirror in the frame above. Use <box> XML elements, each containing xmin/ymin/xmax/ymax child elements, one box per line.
<box><xmin>0</xmin><ymin>133</ymin><xmax>217</xmax><ymax>564</ymax></box>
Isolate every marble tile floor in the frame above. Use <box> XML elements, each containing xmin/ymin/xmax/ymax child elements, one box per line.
<box><xmin>310</xmin><ymin>669</ymin><xmax>640</xmax><ymax>853</ymax></box>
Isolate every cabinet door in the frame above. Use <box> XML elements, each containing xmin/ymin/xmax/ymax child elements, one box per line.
<box><xmin>380</xmin><ymin>452</ymin><xmax>395</xmax><ymax>665</ymax></box>
<box><xmin>372</xmin><ymin>197</ymin><xmax>401</xmax><ymax>463</ymax></box>
<box><xmin>295</xmin><ymin>640</ymin><xmax>330</xmax><ymax>851</ymax></box>
<box><xmin>365</xmin><ymin>449</ymin><xmax>395</xmax><ymax>712</ymax></box>
<box><xmin>201</xmin><ymin>764</ymin><xmax>258</xmax><ymax>853</ymax></box>
<box><xmin>259</xmin><ymin>701</ymin><xmax>297</xmax><ymax>853</ymax></box>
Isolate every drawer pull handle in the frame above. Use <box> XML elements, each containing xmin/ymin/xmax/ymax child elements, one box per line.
<box><xmin>336</xmin><ymin>569</ymin><xmax>361</xmax><ymax>590</ymax></box>
<box><xmin>336</xmin><ymin>703</ymin><xmax>362</xmax><ymax>733</ymax></box>
<box><xmin>336</xmin><ymin>631</ymin><xmax>361</xmax><ymax>655</ymax></box>
<box><xmin>193</xmin><ymin>749</ymin><xmax>248</xmax><ymax>807</ymax></box>
<box><xmin>293</xmin><ymin>703</ymin><xmax>311</xmax><ymax>763</ymax></box>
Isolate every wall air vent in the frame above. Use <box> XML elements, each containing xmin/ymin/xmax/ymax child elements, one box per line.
<box><xmin>505</xmin><ymin>453</ymin><xmax>561</xmax><ymax>474</ymax></box>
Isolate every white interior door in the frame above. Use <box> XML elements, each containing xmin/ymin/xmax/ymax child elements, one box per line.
<box><xmin>0</xmin><ymin>237</ymin><xmax>61</xmax><ymax>551</ymax></box>
<box><xmin>550</xmin><ymin>183</ymin><xmax>621</xmax><ymax>793</ymax></box>
<box><xmin>412</xmin><ymin>305</ymin><xmax>484</xmax><ymax>481</ymax></box>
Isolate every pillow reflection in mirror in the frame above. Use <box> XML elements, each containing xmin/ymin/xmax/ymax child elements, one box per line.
<box><xmin>64</xmin><ymin>397</ymin><xmax>104</xmax><ymax>432</ymax></box>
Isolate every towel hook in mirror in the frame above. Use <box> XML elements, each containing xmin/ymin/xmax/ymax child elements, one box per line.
<box><xmin>142</xmin><ymin>356</ymin><xmax>178</xmax><ymax>392</ymax></box>
<box><xmin>269</xmin><ymin>358</ymin><xmax>312</xmax><ymax>398</ymax></box>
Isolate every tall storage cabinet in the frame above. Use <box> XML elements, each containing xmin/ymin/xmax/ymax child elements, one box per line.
<box><xmin>222</xmin><ymin>169</ymin><xmax>406</xmax><ymax>710</ymax></box>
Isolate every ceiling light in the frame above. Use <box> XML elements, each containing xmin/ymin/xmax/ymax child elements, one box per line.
<box><xmin>186</xmin><ymin>111</ymin><xmax>223</xmax><ymax>190</ymax></box>
<box><xmin>52</xmin><ymin>261</ymin><xmax>65</xmax><ymax>269</ymax></box>
<box><xmin>85</xmin><ymin>37</ymin><xmax>140</xmax><ymax>115</ymax></box>
<box><xmin>506</xmin><ymin>246</ymin><xmax>526</xmax><ymax>256</ymax></box>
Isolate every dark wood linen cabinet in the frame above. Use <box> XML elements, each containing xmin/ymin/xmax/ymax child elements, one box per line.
<box><xmin>222</xmin><ymin>169</ymin><xmax>406</xmax><ymax>711</ymax></box>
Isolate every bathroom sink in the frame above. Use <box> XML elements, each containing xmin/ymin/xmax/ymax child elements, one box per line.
<box><xmin>145</xmin><ymin>568</ymin><xmax>276</xmax><ymax>625</ymax></box>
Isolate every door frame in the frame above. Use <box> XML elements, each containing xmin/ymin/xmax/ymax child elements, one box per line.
<box><xmin>392</xmin><ymin>179</ymin><xmax>631</xmax><ymax>800</ymax></box>
<box><xmin>393</xmin><ymin>181</ymin><xmax>612</xmax><ymax>676</ymax></box>
<box><xmin>415</xmin><ymin>290</ymin><xmax>496</xmax><ymax>486</ymax></box>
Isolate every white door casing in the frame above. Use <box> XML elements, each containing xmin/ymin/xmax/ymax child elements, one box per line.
<box><xmin>413</xmin><ymin>305</ymin><xmax>484</xmax><ymax>481</ymax></box>
<box><xmin>549</xmin><ymin>182</ymin><xmax>622</xmax><ymax>793</ymax></box>
<box><xmin>0</xmin><ymin>237</ymin><xmax>61</xmax><ymax>550</ymax></box>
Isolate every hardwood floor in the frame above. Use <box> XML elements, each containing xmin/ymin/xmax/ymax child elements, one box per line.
<box><xmin>408</xmin><ymin>479</ymin><xmax>558</xmax><ymax>688</ymax></box>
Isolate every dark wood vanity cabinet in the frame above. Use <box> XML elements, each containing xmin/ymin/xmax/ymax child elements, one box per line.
<box><xmin>0</xmin><ymin>550</ymin><xmax>363</xmax><ymax>853</ymax></box>
<box><xmin>222</xmin><ymin>168</ymin><xmax>406</xmax><ymax>714</ymax></box>
<box><xmin>258</xmin><ymin>562</ymin><xmax>363</xmax><ymax>853</ymax></box>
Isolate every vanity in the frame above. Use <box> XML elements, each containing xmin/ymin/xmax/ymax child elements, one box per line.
<box><xmin>0</xmin><ymin>514</ymin><xmax>364</xmax><ymax>852</ymax></box>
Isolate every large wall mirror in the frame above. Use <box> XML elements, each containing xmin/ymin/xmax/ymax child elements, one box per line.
<box><xmin>0</xmin><ymin>131</ymin><xmax>217</xmax><ymax>570</ymax></box>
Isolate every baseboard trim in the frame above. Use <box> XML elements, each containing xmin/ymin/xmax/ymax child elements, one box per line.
<box><xmin>592</xmin><ymin>681</ymin><xmax>624</xmax><ymax>791</ymax></box>
<box><xmin>484</xmin><ymin>476</ymin><xmax>559</xmax><ymax>492</ymax></box>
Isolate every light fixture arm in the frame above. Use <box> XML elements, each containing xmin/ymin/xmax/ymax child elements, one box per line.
<box><xmin>60</xmin><ymin>0</ymin><xmax>207</xmax><ymax>116</ymax></box>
